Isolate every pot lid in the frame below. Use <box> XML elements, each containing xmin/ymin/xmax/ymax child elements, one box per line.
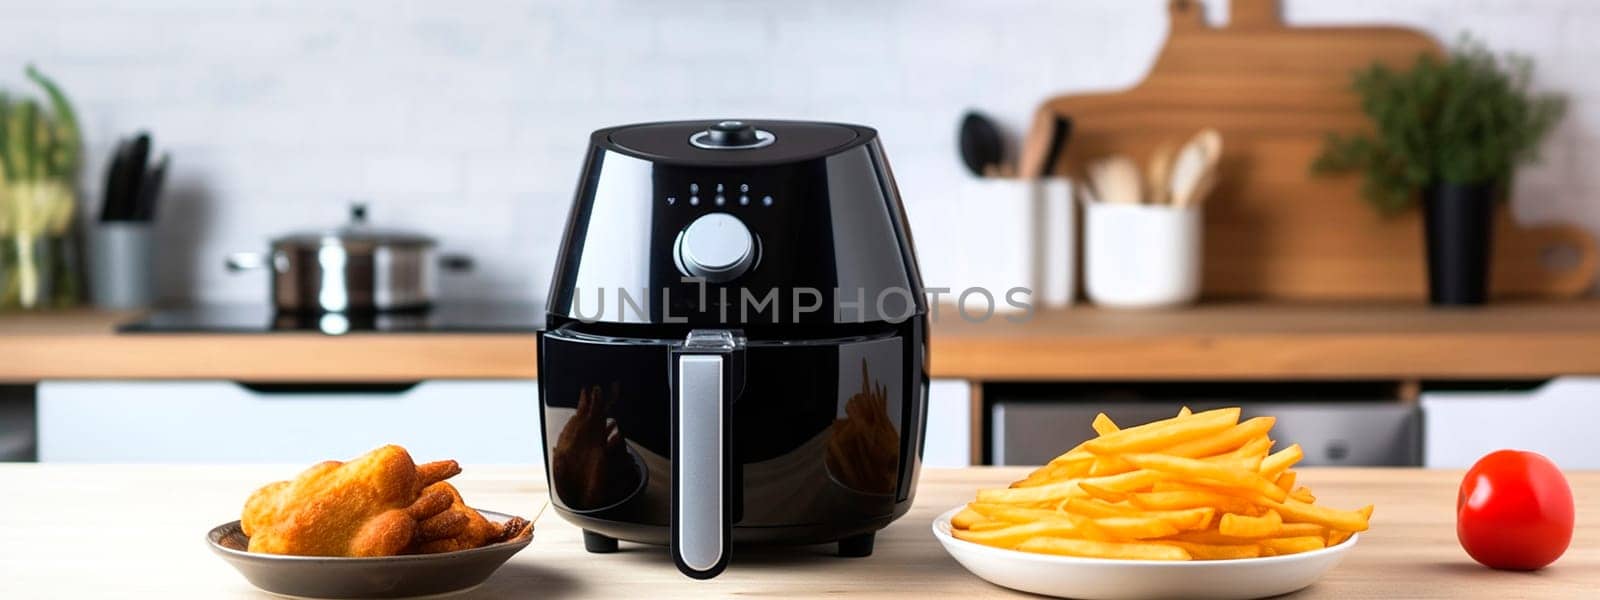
<box><xmin>273</xmin><ymin>204</ymin><xmax>435</xmax><ymax>248</ymax></box>
<box><xmin>600</xmin><ymin>119</ymin><xmax>868</xmax><ymax>166</ymax></box>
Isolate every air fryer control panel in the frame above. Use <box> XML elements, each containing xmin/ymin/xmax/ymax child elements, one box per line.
<box><xmin>649</xmin><ymin>162</ymin><xmax>842</xmax><ymax>322</ymax></box>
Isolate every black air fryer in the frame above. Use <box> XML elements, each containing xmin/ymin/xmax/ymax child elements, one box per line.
<box><xmin>537</xmin><ymin>120</ymin><xmax>929</xmax><ymax>578</ymax></box>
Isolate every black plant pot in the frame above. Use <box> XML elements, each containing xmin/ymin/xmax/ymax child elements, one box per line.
<box><xmin>1423</xmin><ymin>182</ymin><xmax>1497</xmax><ymax>306</ymax></box>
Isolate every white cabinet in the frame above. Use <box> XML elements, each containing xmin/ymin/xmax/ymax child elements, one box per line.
<box><xmin>40</xmin><ymin>377</ymin><xmax>977</xmax><ymax>467</ymax></box>
<box><xmin>1422</xmin><ymin>377</ymin><xmax>1600</xmax><ymax>469</ymax></box>
<box><xmin>38</xmin><ymin>380</ymin><xmax>542</xmax><ymax>464</ymax></box>
<box><xmin>923</xmin><ymin>379</ymin><xmax>972</xmax><ymax>468</ymax></box>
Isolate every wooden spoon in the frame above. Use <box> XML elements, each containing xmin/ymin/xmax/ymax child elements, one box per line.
<box><xmin>1087</xmin><ymin>155</ymin><xmax>1143</xmax><ymax>205</ymax></box>
<box><xmin>1170</xmin><ymin>128</ymin><xmax>1222</xmax><ymax>207</ymax></box>
<box><xmin>1146</xmin><ymin>141</ymin><xmax>1177</xmax><ymax>205</ymax></box>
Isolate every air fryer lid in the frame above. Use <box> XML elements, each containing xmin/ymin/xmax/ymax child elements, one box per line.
<box><xmin>604</xmin><ymin>120</ymin><xmax>863</xmax><ymax>165</ymax></box>
<box><xmin>552</xmin><ymin>118</ymin><xmax>925</xmax><ymax>327</ymax></box>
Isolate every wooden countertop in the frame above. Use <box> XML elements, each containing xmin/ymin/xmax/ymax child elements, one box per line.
<box><xmin>0</xmin><ymin>465</ymin><xmax>1594</xmax><ymax>598</ymax></box>
<box><xmin>7</xmin><ymin>302</ymin><xmax>1600</xmax><ymax>382</ymax></box>
<box><xmin>0</xmin><ymin>309</ymin><xmax>539</xmax><ymax>383</ymax></box>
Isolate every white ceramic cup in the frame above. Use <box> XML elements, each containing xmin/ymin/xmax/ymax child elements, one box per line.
<box><xmin>1084</xmin><ymin>201</ymin><xmax>1201</xmax><ymax>308</ymax></box>
<box><xmin>956</xmin><ymin>176</ymin><xmax>1075</xmax><ymax>312</ymax></box>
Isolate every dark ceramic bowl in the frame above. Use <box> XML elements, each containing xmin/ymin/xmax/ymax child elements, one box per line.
<box><xmin>207</xmin><ymin>510</ymin><xmax>533</xmax><ymax>599</ymax></box>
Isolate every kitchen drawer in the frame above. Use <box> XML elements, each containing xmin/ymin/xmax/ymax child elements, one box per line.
<box><xmin>38</xmin><ymin>380</ymin><xmax>541</xmax><ymax>464</ymax></box>
<box><xmin>991</xmin><ymin>399</ymin><xmax>1420</xmax><ymax>467</ymax></box>
<box><xmin>1423</xmin><ymin>377</ymin><xmax>1600</xmax><ymax>469</ymax></box>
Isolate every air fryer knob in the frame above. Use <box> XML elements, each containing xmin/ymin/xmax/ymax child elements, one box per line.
<box><xmin>675</xmin><ymin>213</ymin><xmax>757</xmax><ymax>282</ymax></box>
<box><xmin>708</xmin><ymin>121</ymin><xmax>758</xmax><ymax>146</ymax></box>
<box><xmin>690</xmin><ymin>121</ymin><xmax>775</xmax><ymax>150</ymax></box>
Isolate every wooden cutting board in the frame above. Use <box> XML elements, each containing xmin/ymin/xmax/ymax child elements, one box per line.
<box><xmin>1023</xmin><ymin>0</ymin><xmax>1598</xmax><ymax>300</ymax></box>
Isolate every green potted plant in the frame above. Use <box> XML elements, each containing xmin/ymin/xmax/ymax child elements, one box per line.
<box><xmin>1313</xmin><ymin>38</ymin><xmax>1565</xmax><ymax>305</ymax></box>
<box><xmin>0</xmin><ymin>65</ymin><xmax>81</xmax><ymax>309</ymax></box>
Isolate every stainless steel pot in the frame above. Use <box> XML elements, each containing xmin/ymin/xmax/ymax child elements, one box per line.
<box><xmin>226</xmin><ymin>204</ymin><xmax>468</xmax><ymax>313</ymax></box>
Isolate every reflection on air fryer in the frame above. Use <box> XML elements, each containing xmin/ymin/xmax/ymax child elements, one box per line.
<box><xmin>551</xmin><ymin>384</ymin><xmax>644</xmax><ymax>511</ymax></box>
<box><xmin>827</xmin><ymin>360</ymin><xmax>900</xmax><ymax>495</ymax></box>
<box><xmin>542</xmin><ymin>335</ymin><xmax>908</xmax><ymax>526</ymax></box>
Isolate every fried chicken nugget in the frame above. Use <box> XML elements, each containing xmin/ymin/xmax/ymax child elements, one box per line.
<box><xmin>241</xmin><ymin>445</ymin><xmax>462</xmax><ymax>556</ymax></box>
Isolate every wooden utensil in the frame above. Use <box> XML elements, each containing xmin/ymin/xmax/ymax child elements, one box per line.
<box><xmin>1017</xmin><ymin>0</ymin><xmax>1597</xmax><ymax>300</ymax></box>
<box><xmin>1171</xmin><ymin>128</ymin><xmax>1221</xmax><ymax>208</ymax></box>
<box><xmin>1146</xmin><ymin>142</ymin><xmax>1177</xmax><ymax>205</ymax></box>
<box><xmin>1086</xmin><ymin>155</ymin><xmax>1142</xmax><ymax>205</ymax></box>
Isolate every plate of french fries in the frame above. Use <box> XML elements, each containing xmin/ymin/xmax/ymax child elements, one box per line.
<box><xmin>933</xmin><ymin>407</ymin><xmax>1372</xmax><ymax>600</ymax></box>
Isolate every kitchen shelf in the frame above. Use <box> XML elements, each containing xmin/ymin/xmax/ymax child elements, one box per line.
<box><xmin>6</xmin><ymin>302</ymin><xmax>1600</xmax><ymax>383</ymax></box>
<box><xmin>929</xmin><ymin>301</ymin><xmax>1600</xmax><ymax>381</ymax></box>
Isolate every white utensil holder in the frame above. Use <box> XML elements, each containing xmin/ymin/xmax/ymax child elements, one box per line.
<box><xmin>956</xmin><ymin>176</ymin><xmax>1075</xmax><ymax>312</ymax></box>
<box><xmin>1084</xmin><ymin>202</ymin><xmax>1202</xmax><ymax>308</ymax></box>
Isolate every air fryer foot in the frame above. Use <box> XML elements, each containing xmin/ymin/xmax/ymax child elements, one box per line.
<box><xmin>837</xmin><ymin>532</ymin><xmax>875</xmax><ymax>557</ymax></box>
<box><xmin>582</xmin><ymin>530</ymin><xmax>618</xmax><ymax>553</ymax></box>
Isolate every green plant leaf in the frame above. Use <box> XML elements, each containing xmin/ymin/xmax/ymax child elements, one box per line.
<box><xmin>1311</xmin><ymin>35</ymin><xmax>1565</xmax><ymax>215</ymax></box>
<box><xmin>0</xmin><ymin>92</ymin><xmax>12</xmax><ymax>180</ymax></box>
<box><xmin>25</xmin><ymin>64</ymin><xmax>80</xmax><ymax>178</ymax></box>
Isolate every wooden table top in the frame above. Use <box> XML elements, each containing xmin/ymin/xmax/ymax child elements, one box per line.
<box><xmin>7</xmin><ymin>301</ymin><xmax>1600</xmax><ymax>382</ymax></box>
<box><xmin>0</xmin><ymin>465</ymin><xmax>1593</xmax><ymax>598</ymax></box>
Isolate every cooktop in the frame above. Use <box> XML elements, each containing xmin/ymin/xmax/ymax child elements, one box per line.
<box><xmin>119</xmin><ymin>303</ymin><xmax>542</xmax><ymax>335</ymax></box>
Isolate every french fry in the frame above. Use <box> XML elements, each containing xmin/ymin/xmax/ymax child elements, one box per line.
<box><xmin>1012</xmin><ymin>459</ymin><xmax>1088</xmax><ymax>488</ymax></box>
<box><xmin>1130</xmin><ymin>490</ymin><xmax>1257</xmax><ymax>515</ymax></box>
<box><xmin>1046</xmin><ymin>448</ymin><xmax>1094</xmax><ymax>467</ymax></box>
<box><xmin>1089</xmin><ymin>455</ymin><xmax>1135</xmax><ymax>477</ymax></box>
<box><xmin>1230</xmin><ymin>436</ymin><xmax>1274</xmax><ymax>459</ymax></box>
<box><xmin>1327</xmin><ymin>529</ymin><xmax>1354</xmax><ymax>546</ymax></box>
<box><xmin>1267</xmin><ymin>499</ymin><xmax>1372</xmax><ymax>532</ymax></box>
<box><xmin>1087</xmin><ymin>468</ymin><xmax>1167</xmax><ymax>492</ymax></box>
<box><xmin>1121</xmin><ymin>453</ymin><xmax>1288</xmax><ymax>502</ymax></box>
<box><xmin>1078</xmin><ymin>481</ymin><xmax>1131</xmax><ymax>503</ymax></box>
<box><xmin>1166</xmin><ymin>529</ymin><xmax>1259</xmax><ymax>545</ymax></box>
<box><xmin>1279</xmin><ymin>522</ymin><xmax>1326</xmax><ymax>537</ymax></box>
<box><xmin>952</xmin><ymin>507</ymin><xmax>987</xmax><ymax>529</ymax></box>
<box><xmin>1083</xmin><ymin>408</ymin><xmax>1241</xmax><ymax>455</ymax></box>
<box><xmin>1090</xmin><ymin>516</ymin><xmax>1181</xmax><ymax>540</ymax></box>
<box><xmin>968</xmin><ymin>503</ymin><xmax>1095</xmax><ymax>530</ymax></box>
<box><xmin>1146</xmin><ymin>480</ymin><xmax>1274</xmax><ymax>513</ymax></box>
<box><xmin>1219</xmin><ymin>509</ymin><xmax>1282</xmax><ymax>538</ymax></box>
<box><xmin>1017</xmin><ymin>537</ymin><xmax>1191</xmax><ymax>561</ymax></box>
<box><xmin>1260</xmin><ymin>443</ymin><xmax>1304</xmax><ymax>477</ymax></box>
<box><xmin>1166</xmin><ymin>522</ymin><xmax>1322</xmax><ymax>544</ymax></box>
<box><xmin>1177</xmin><ymin>406</ymin><xmax>1192</xmax><ymax>417</ymax></box>
<box><xmin>983</xmin><ymin>467</ymin><xmax>1164</xmax><ymax>504</ymax></box>
<box><xmin>1275</xmin><ymin>470</ymin><xmax>1297</xmax><ymax>493</ymax></box>
<box><xmin>952</xmin><ymin>520</ymin><xmax>1083</xmax><ymax>547</ymax></box>
<box><xmin>1150</xmin><ymin>506</ymin><xmax>1216</xmax><ymax>531</ymax></box>
<box><xmin>1060</xmin><ymin>497</ymin><xmax>1138</xmax><ymax>519</ymax></box>
<box><xmin>1159</xmin><ymin>540</ymin><xmax>1262</xmax><ymax>560</ymax></box>
<box><xmin>968</xmin><ymin>521</ymin><xmax>1011</xmax><ymax>531</ymax></box>
<box><xmin>1259</xmin><ymin>536</ymin><xmax>1326</xmax><ymax>554</ymax></box>
<box><xmin>1290</xmin><ymin>486</ymin><xmax>1316</xmax><ymax>503</ymax></box>
<box><xmin>1202</xmin><ymin>452</ymin><xmax>1264</xmax><ymax>472</ymax></box>
<box><xmin>969</xmin><ymin>503</ymin><xmax>1067</xmax><ymax>523</ymax></box>
<box><xmin>1092</xmin><ymin>413</ymin><xmax>1120</xmax><ymax>436</ymax></box>
<box><xmin>1162</xmin><ymin>417</ymin><xmax>1276</xmax><ymax>458</ymax></box>
<box><xmin>978</xmin><ymin>479</ymin><xmax>1085</xmax><ymax>504</ymax></box>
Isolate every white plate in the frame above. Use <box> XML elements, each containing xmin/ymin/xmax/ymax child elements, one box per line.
<box><xmin>932</xmin><ymin>506</ymin><xmax>1358</xmax><ymax>600</ymax></box>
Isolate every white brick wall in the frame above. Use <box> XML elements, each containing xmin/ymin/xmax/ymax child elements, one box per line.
<box><xmin>1</xmin><ymin>0</ymin><xmax>1595</xmax><ymax>303</ymax></box>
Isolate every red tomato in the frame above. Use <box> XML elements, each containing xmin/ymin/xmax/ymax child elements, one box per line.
<box><xmin>1457</xmin><ymin>450</ymin><xmax>1574</xmax><ymax>570</ymax></box>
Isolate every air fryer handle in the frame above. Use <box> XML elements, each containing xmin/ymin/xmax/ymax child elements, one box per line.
<box><xmin>671</xmin><ymin>330</ymin><xmax>743</xmax><ymax>579</ymax></box>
